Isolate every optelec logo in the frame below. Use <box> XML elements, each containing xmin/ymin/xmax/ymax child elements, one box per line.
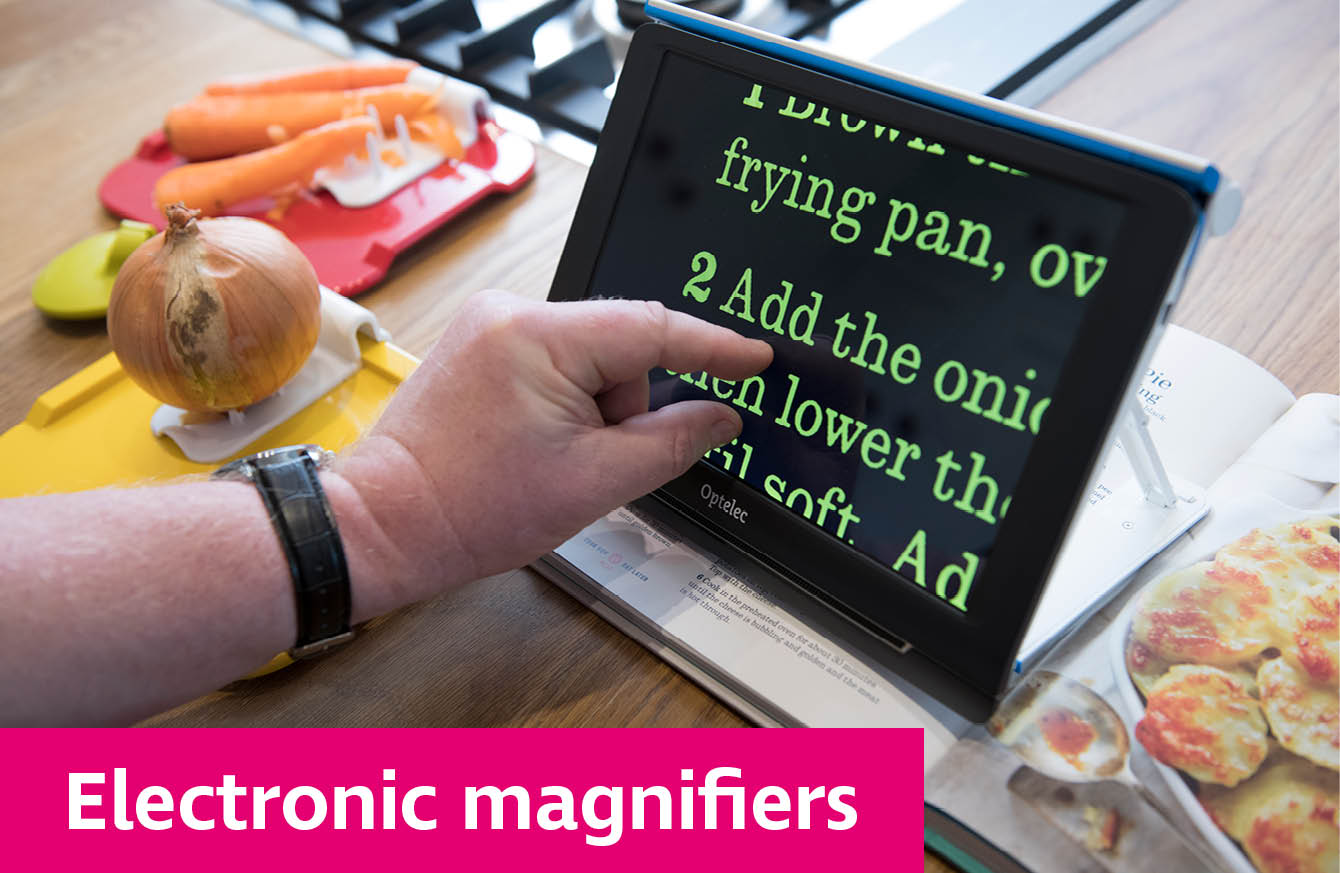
<box><xmin>700</xmin><ymin>483</ymin><xmax>748</xmax><ymax>524</ymax></box>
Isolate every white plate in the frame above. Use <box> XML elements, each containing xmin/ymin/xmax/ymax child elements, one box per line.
<box><xmin>1108</xmin><ymin>595</ymin><xmax>1258</xmax><ymax>873</ymax></box>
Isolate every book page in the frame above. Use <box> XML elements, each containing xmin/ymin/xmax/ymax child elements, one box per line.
<box><xmin>1012</xmin><ymin>326</ymin><xmax>1300</xmax><ymax>667</ymax></box>
<box><xmin>927</xmin><ymin>392</ymin><xmax>1340</xmax><ymax>873</ymax></box>
<box><xmin>555</xmin><ymin>508</ymin><xmax>962</xmax><ymax>769</ymax></box>
<box><xmin>1089</xmin><ymin>324</ymin><xmax>1295</xmax><ymax>499</ymax></box>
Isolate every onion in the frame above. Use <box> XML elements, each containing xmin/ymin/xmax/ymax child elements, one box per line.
<box><xmin>107</xmin><ymin>203</ymin><xmax>321</xmax><ymax>412</ymax></box>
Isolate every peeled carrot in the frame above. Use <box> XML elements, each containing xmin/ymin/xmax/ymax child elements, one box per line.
<box><xmin>202</xmin><ymin>60</ymin><xmax>418</xmax><ymax>96</ymax></box>
<box><xmin>407</xmin><ymin>113</ymin><xmax>465</xmax><ymax>161</ymax></box>
<box><xmin>153</xmin><ymin>117</ymin><xmax>378</xmax><ymax>216</ymax></box>
<box><xmin>164</xmin><ymin>85</ymin><xmax>438</xmax><ymax>160</ymax></box>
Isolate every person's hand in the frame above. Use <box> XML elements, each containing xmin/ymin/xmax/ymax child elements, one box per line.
<box><xmin>335</xmin><ymin>291</ymin><xmax>773</xmax><ymax>603</ymax></box>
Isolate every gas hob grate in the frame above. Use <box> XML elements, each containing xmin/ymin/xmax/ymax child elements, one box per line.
<box><xmin>221</xmin><ymin>0</ymin><xmax>857</xmax><ymax>143</ymax></box>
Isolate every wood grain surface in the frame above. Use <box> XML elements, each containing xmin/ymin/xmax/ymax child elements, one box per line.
<box><xmin>1</xmin><ymin>0</ymin><xmax>1335</xmax><ymax>869</ymax></box>
<box><xmin>1038</xmin><ymin>0</ymin><xmax>1339</xmax><ymax>396</ymax></box>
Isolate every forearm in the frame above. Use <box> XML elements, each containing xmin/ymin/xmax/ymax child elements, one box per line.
<box><xmin>0</xmin><ymin>461</ymin><xmax>444</xmax><ymax>726</ymax></box>
<box><xmin>0</xmin><ymin>294</ymin><xmax>771</xmax><ymax>726</ymax></box>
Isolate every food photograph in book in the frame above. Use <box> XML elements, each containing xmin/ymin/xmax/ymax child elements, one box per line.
<box><xmin>1118</xmin><ymin>516</ymin><xmax>1339</xmax><ymax>873</ymax></box>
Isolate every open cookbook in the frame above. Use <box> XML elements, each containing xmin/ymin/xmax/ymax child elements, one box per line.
<box><xmin>537</xmin><ymin>323</ymin><xmax>1340</xmax><ymax>873</ymax></box>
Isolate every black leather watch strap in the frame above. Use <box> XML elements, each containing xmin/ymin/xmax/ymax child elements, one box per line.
<box><xmin>215</xmin><ymin>446</ymin><xmax>353</xmax><ymax>659</ymax></box>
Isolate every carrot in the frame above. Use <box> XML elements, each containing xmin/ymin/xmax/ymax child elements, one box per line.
<box><xmin>202</xmin><ymin>60</ymin><xmax>418</xmax><ymax>95</ymax></box>
<box><xmin>153</xmin><ymin>117</ymin><xmax>377</xmax><ymax>216</ymax></box>
<box><xmin>407</xmin><ymin>113</ymin><xmax>465</xmax><ymax>161</ymax></box>
<box><xmin>164</xmin><ymin>85</ymin><xmax>438</xmax><ymax>160</ymax></box>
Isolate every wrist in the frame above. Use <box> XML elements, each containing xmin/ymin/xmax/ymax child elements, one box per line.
<box><xmin>309</xmin><ymin>470</ymin><xmax>403</xmax><ymax>624</ymax></box>
<box><xmin>326</xmin><ymin>435</ymin><xmax>477</xmax><ymax>616</ymax></box>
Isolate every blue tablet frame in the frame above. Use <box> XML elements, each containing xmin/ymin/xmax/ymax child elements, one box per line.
<box><xmin>646</xmin><ymin>1</ymin><xmax>1231</xmax><ymax>211</ymax></box>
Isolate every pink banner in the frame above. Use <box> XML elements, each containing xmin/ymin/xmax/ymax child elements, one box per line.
<box><xmin>3</xmin><ymin>728</ymin><xmax>922</xmax><ymax>869</ymax></box>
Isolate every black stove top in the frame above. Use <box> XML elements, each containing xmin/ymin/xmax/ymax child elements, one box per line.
<box><xmin>222</xmin><ymin>0</ymin><xmax>1178</xmax><ymax>160</ymax></box>
<box><xmin>224</xmin><ymin>0</ymin><xmax>859</xmax><ymax>143</ymax></box>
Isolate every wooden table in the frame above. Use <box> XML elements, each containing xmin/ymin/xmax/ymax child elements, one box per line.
<box><xmin>1</xmin><ymin>0</ymin><xmax>1335</xmax><ymax>867</ymax></box>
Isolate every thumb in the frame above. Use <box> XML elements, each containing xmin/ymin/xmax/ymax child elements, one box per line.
<box><xmin>587</xmin><ymin>401</ymin><xmax>743</xmax><ymax>506</ymax></box>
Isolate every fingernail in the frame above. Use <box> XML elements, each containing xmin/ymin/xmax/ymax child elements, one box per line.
<box><xmin>711</xmin><ymin>417</ymin><xmax>741</xmax><ymax>446</ymax></box>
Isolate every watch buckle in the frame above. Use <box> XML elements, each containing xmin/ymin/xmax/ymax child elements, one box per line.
<box><xmin>289</xmin><ymin>631</ymin><xmax>356</xmax><ymax>660</ymax></box>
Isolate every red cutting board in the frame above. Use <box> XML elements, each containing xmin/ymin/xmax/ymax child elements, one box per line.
<box><xmin>98</xmin><ymin>120</ymin><xmax>535</xmax><ymax>296</ymax></box>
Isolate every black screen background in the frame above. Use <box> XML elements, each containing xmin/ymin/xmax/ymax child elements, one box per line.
<box><xmin>586</xmin><ymin>53</ymin><xmax>1125</xmax><ymax>613</ymax></box>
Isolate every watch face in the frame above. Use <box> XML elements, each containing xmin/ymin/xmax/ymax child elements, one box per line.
<box><xmin>211</xmin><ymin>456</ymin><xmax>259</xmax><ymax>481</ymax></box>
<box><xmin>255</xmin><ymin>445</ymin><xmax>324</xmax><ymax>463</ymax></box>
<box><xmin>214</xmin><ymin>445</ymin><xmax>330</xmax><ymax>480</ymax></box>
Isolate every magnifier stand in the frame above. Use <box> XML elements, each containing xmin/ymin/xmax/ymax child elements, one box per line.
<box><xmin>1015</xmin><ymin>398</ymin><xmax>1208</xmax><ymax>669</ymax></box>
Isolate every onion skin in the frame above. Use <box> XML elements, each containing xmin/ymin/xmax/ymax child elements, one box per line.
<box><xmin>107</xmin><ymin>204</ymin><xmax>321</xmax><ymax>412</ymax></box>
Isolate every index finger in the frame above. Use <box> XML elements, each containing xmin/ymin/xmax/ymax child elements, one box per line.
<box><xmin>539</xmin><ymin>299</ymin><xmax>774</xmax><ymax>394</ymax></box>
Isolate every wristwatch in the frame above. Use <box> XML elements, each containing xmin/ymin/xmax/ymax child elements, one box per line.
<box><xmin>214</xmin><ymin>445</ymin><xmax>355</xmax><ymax>659</ymax></box>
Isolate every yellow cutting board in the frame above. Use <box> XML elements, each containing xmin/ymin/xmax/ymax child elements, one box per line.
<box><xmin>0</xmin><ymin>337</ymin><xmax>418</xmax><ymax>677</ymax></box>
<box><xmin>0</xmin><ymin>336</ymin><xmax>416</xmax><ymax>498</ymax></box>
